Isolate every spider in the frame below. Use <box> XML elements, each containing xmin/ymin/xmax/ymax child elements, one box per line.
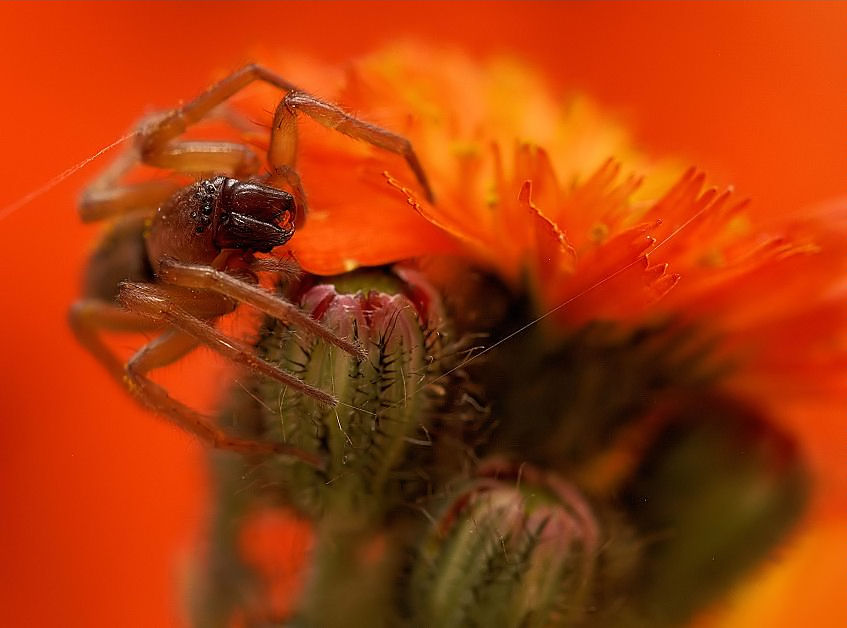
<box><xmin>68</xmin><ymin>64</ymin><xmax>434</xmax><ymax>468</ymax></box>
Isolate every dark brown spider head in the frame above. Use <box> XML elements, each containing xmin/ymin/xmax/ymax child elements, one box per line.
<box><xmin>147</xmin><ymin>177</ymin><xmax>297</xmax><ymax>268</ymax></box>
<box><xmin>212</xmin><ymin>178</ymin><xmax>296</xmax><ymax>252</ymax></box>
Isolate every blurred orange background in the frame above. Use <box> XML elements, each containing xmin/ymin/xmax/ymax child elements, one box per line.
<box><xmin>0</xmin><ymin>3</ymin><xmax>843</xmax><ymax>626</ymax></box>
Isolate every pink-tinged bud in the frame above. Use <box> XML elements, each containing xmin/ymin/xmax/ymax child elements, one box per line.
<box><xmin>410</xmin><ymin>460</ymin><xmax>600</xmax><ymax>628</ymax></box>
<box><xmin>252</xmin><ymin>267</ymin><xmax>448</xmax><ymax>518</ymax></box>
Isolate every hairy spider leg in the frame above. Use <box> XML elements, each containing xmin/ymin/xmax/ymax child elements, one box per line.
<box><xmin>268</xmin><ymin>89</ymin><xmax>434</xmax><ymax>205</ymax></box>
<box><xmin>79</xmin><ymin>98</ymin><xmax>278</xmax><ymax>223</ymax></box>
<box><xmin>72</xmin><ymin>276</ymin><xmax>332</xmax><ymax>462</ymax></box>
<box><xmin>70</xmin><ymin>213</ymin><xmax>165</xmax><ymax>385</ymax></box>
<box><xmin>119</xmin><ymin>282</ymin><xmax>337</xmax><ymax>407</ymax></box>
<box><xmin>157</xmin><ymin>258</ymin><xmax>367</xmax><ymax>360</ymax></box>
<box><xmin>82</xmin><ymin>64</ymin><xmax>432</xmax><ymax>224</ymax></box>
<box><xmin>68</xmin><ymin>300</ymin><xmax>163</xmax><ymax>380</ymax></box>
<box><xmin>138</xmin><ymin>63</ymin><xmax>433</xmax><ymax>213</ymax></box>
<box><xmin>124</xmin><ymin>327</ymin><xmax>324</xmax><ymax>468</ymax></box>
<box><xmin>78</xmin><ymin>150</ymin><xmax>181</xmax><ymax>222</ymax></box>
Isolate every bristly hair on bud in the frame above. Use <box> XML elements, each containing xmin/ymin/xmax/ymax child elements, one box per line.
<box><xmin>409</xmin><ymin>460</ymin><xmax>600</xmax><ymax>628</ymax></box>
<box><xmin>240</xmin><ymin>266</ymin><xmax>456</xmax><ymax>519</ymax></box>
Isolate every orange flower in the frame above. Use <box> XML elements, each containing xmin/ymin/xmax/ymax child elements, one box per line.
<box><xmin>235</xmin><ymin>46</ymin><xmax>846</xmax><ymax>625</ymax></box>
<box><xmin>1</xmin><ymin>5</ymin><xmax>843</xmax><ymax>628</ymax></box>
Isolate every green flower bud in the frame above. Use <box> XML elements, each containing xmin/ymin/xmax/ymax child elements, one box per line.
<box><xmin>254</xmin><ymin>267</ymin><xmax>446</xmax><ymax>518</ymax></box>
<box><xmin>410</xmin><ymin>460</ymin><xmax>600</xmax><ymax>628</ymax></box>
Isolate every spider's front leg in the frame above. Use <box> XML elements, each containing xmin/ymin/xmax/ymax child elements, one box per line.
<box><xmin>117</xmin><ymin>282</ymin><xmax>328</xmax><ymax>468</ymax></box>
<box><xmin>82</xmin><ymin>63</ymin><xmax>433</xmax><ymax>226</ymax></box>
<box><xmin>268</xmin><ymin>89</ymin><xmax>434</xmax><ymax>203</ymax></box>
<box><xmin>118</xmin><ymin>282</ymin><xmax>338</xmax><ymax>408</ymax></box>
<box><xmin>157</xmin><ymin>258</ymin><xmax>367</xmax><ymax>360</ymax></box>
<box><xmin>136</xmin><ymin>63</ymin><xmax>433</xmax><ymax>215</ymax></box>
